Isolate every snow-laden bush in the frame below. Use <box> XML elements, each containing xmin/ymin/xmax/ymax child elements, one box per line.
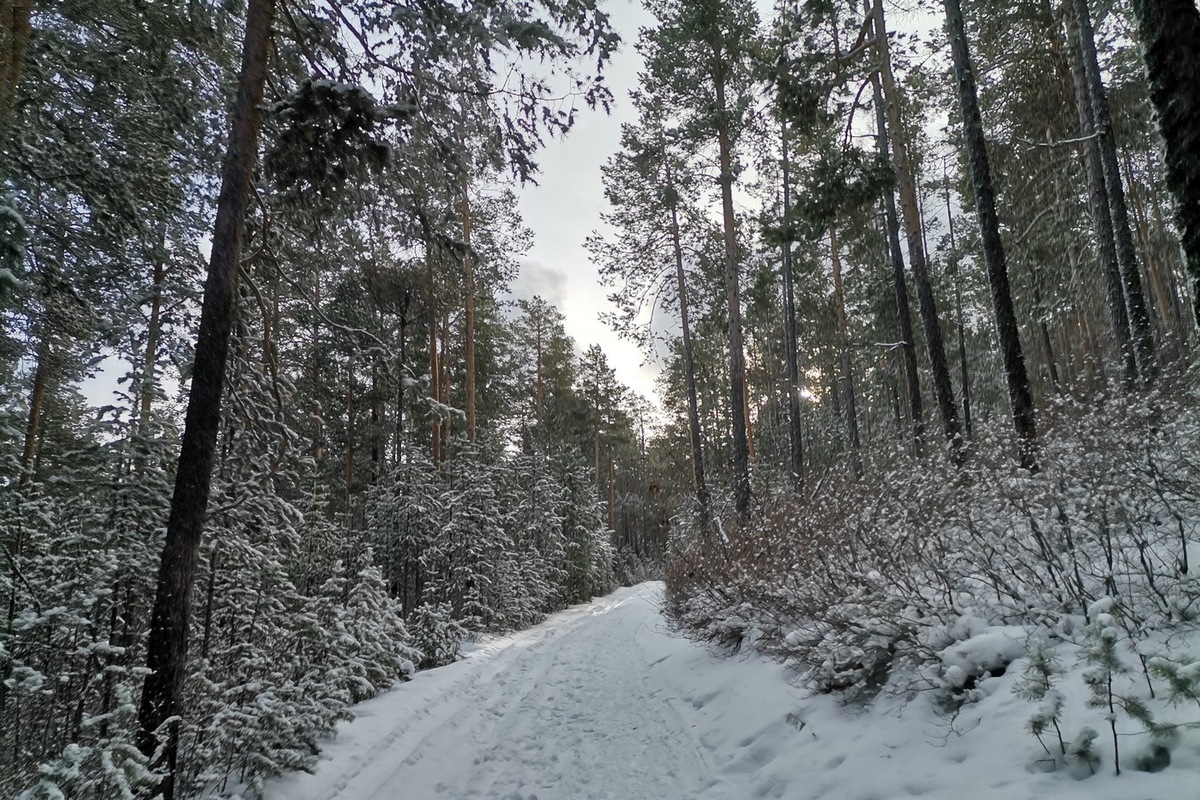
<box><xmin>411</xmin><ymin>602</ymin><xmax>467</xmax><ymax>669</ymax></box>
<box><xmin>667</xmin><ymin>378</ymin><xmax>1200</xmax><ymax>704</ymax></box>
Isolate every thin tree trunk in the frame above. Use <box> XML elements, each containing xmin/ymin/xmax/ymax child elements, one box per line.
<box><xmin>943</xmin><ymin>169</ymin><xmax>973</xmax><ymax>437</ymax></box>
<box><xmin>1066</xmin><ymin>8</ymin><xmax>1137</xmax><ymax>383</ymax></box>
<box><xmin>1072</xmin><ymin>0</ymin><xmax>1157</xmax><ymax>381</ymax></box>
<box><xmin>831</xmin><ymin>226</ymin><xmax>862</xmax><ymax>475</ymax></box>
<box><xmin>778</xmin><ymin>116</ymin><xmax>805</xmax><ymax>490</ymax></box>
<box><xmin>607</xmin><ymin>460</ymin><xmax>615</xmax><ymax>531</ymax></box>
<box><xmin>312</xmin><ymin>267</ymin><xmax>325</xmax><ymax>464</ymax></box>
<box><xmin>1123</xmin><ymin>148</ymin><xmax>1177</xmax><ymax>341</ymax></box>
<box><xmin>870</xmin><ymin>62</ymin><xmax>923</xmax><ymax>449</ymax></box>
<box><xmin>534</xmin><ymin>319</ymin><xmax>544</xmax><ymax>423</ymax></box>
<box><xmin>713</xmin><ymin>56</ymin><xmax>751</xmax><ymax>520</ymax></box>
<box><xmin>461</xmin><ymin>174</ymin><xmax>477</xmax><ymax>442</ymax></box>
<box><xmin>944</xmin><ymin>0</ymin><xmax>1038</xmax><ymax>470</ymax></box>
<box><xmin>139</xmin><ymin>250</ymin><xmax>167</xmax><ymax>427</ymax></box>
<box><xmin>1028</xmin><ymin>261</ymin><xmax>1061</xmax><ymax>388</ymax></box>
<box><xmin>430</xmin><ymin>300</ymin><xmax>442</xmax><ymax>465</ymax></box>
<box><xmin>395</xmin><ymin>304</ymin><xmax>408</xmax><ymax>465</ymax></box>
<box><xmin>667</xmin><ymin>161</ymin><xmax>711</xmax><ymax>525</ymax></box>
<box><xmin>1145</xmin><ymin>157</ymin><xmax>1190</xmax><ymax>330</ymax></box>
<box><xmin>1129</xmin><ymin>0</ymin><xmax>1200</xmax><ymax>329</ymax></box>
<box><xmin>136</xmin><ymin>2</ymin><xmax>275</xmax><ymax>795</ymax></box>
<box><xmin>441</xmin><ymin>307</ymin><xmax>451</xmax><ymax>449</ymax></box>
<box><xmin>872</xmin><ymin>0</ymin><xmax>962</xmax><ymax>459</ymax></box>
<box><xmin>17</xmin><ymin>334</ymin><xmax>49</xmax><ymax>494</ymax></box>
<box><xmin>345</xmin><ymin>357</ymin><xmax>356</xmax><ymax>513</ymax></box>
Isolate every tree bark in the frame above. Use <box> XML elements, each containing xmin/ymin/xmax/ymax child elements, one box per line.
<box><xmin>712</xmin><ymin>52</ymin><xmax>751</xmax><ymax>520</ymax></box>
<box><xmin>136</xmin><ymin>4</ymin><xmax>275</xmax><ymax>795</ymax></box>
<box><xmin>345</xmin><ymin>357</ymin><xmax>356</xmax><ymax>513</ymax></box>
<box><xmin>779</xmin><ymin>116</ymin><xmax>805</xmax><ymax>491</ymax></box>
<box><xmin>830</xmin><ymin>225</ymin><xmax>861</xmax><ymax>475</ymax></box>
<box><xmin>1065</xmin><ymin>7</ymin><xmax>1137</xmax><ymax>383</ymax></box>
<box><xmin>667</xmin><ymin>160</ymin><xmax>711</xmax><ymax>526</ymax></box>
<box><xmin>869</xmin><ymin>62</ymin><xmax>923</xmax><ymax>449</ymax></box>
<box><xmin>944</xmin><ymin>0</ymin><xmax>1038</xmax><ymax>470</ymax></box>
<box><xmin>872</xmin><ymin>1</ymin><xmax>961</xmax><ymax>459</ymax></box>
<box><xmin>1129</xmin><ymin>0</ymin><xmax>1200</xmax><ymax>329</ymax></box>
<box><xmin>461</xmin><ymin>174</ymin><xmax>477</xmax><ymax>441</ymax></box>
<box><xmin>0</xmin><ymin>0</ymin><xmax>33</xmax><ymax>146</ymax></box>
<box><xmin>1072</xmin><ymin>0</ymin><xmax>1157</xmax><ymax>381</ymax></box>
<box><xmin>430</xmin><ymin>298</ymin><xmax>442</xmax><ymax>465</ymax></box>
<box><xmin>139</xmin><ymin>251</ymin><xmax>167</xmax><ymax>427</ymax></box>
<box><xmin>943</xmin><ymin>168</ymin><xmax>973</xmax><ymax>438</ymax></box>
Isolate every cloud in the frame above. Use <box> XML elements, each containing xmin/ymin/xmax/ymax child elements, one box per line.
<box><xmin>510</xmin><ymin>258</ymin><xmax>569</xmax><ymax>310</ymax></box>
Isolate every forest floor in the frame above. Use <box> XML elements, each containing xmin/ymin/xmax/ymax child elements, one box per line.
<box><xmin>263</xmin><ymin>583</ymin><xmax>1198</xmax><ymax>800</ymax></box>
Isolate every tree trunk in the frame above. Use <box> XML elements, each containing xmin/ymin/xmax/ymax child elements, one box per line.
<box><xmin>17</xmin><ymin>334</ymin><xmax>49</xmax><ymax>495</ymax></box>
<box><xmin>430</xmin><ymin>299</ymin><xmax>442</xmax><ymax>465</ymax></box>
<box><xmin>869</xmin><ymin>62</ymin><xmax>923</xmax><ymax>449</ymax></box>
<box><xmin>1065</xmin><ymin>7</ymin><xmax>1137</xmax><ymax>383</ymax></box>
<box><xmin>138</xmin><ymin>242</ymin><xmax>167</xmax><ymax>428</ymax></box>
<box><xmin>1072</xmin><ymin>0</ymin><xmax>1157</xmax><ymax>381</ymax></box>
<box><xmin>1027</xmin><ymin>261</ymin><xmax>1061</xmax><ymax>388</ymax></box>
<box><xmin>136</xmin><ymin>2</ymin><xmax>275</xmax><ymax>795</ymax></box>
<box><xmin>440</xmin><ymin>307</ymin><xmax>451</xmax><ymax>449</ymax></box>
<box><xmin>0</xmin><ymin>0</ymin><xmax>33</xmax><ymax>145</ymax></box>
<box><xmin>943</xmin><ymin>169</ymin><xmax>973</xmax><ymax>438</ymax></box>
<box><xmin>713</xmin><ymin>58</ymin><xmax>751</xmax><ymax>520</ymax></box>
<box><xmin>944</xmin><ymin>0</ymin><xmax>1038</xmax><ymax>470</ymax></box>
<box><xmin>1129</xmin><ymin>0</ymin><xmax>1200</xmax><ymax>329</ymax></box>
<box><xmin>1123</xmin><ymin>147</ymin><xmax>1179</xmax><ymax>342</ymax></box>
<box><xmin>345</xmin><ymin>357</ymin><xmax>356</xmax><ymax>513</ymax></box>
<box><xmin>461</xmin><ymin>174</ymin><xmax>477</xmax><ymax>442</ymax></box>
<box><xmin>534</xmin><ymin>318</ymin><xmax>544</xmax><ymax>423</ymax></box>
<box><xmin>872</xmin><ymin>0</ymin><xmax>961</xmax><ymax>459</ymax></box>
<box><xmin>831</xmin><ymin>226</ymin><xmax>862</xmax><ymax>475</ymax></box>
<box><xmin>779</xmin><ymin>116</ymin><xmax>805</xmax><ymax>491</ymax></box>
<box><xmin>667</xmin><ymin>161</ymin><xmax>712</xmax><ymax>526</ymax></box>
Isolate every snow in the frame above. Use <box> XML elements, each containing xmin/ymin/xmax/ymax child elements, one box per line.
<box><xmin>938</xmin><ymin>626</ymin><xmax>1028</xmax><ymax>688</ymax></box>
<box><xmin>265</xmin><ymin>583</ymin><xmax>1200</xmax><ymax>800</ymax></box>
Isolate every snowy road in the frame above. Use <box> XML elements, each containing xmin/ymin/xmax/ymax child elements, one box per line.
<box><xmin>264</xmin><ymin>583</ymin><xmax>795</xmax><ymax>800</ymax></box>
<box><xmin>264</xmin><ymin>583</ymin><xmax>1194</xmax><ymax>800</ymax></box>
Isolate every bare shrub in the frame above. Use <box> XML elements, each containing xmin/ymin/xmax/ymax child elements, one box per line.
<box><xmin>666</xmin><ymin>374</ymin><xmax>1200</xmax><ymax>699</ymax></box>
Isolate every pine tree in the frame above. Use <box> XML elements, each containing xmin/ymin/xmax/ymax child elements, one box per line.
<box><xmin>1128</xmin><ymin>0</ymin><xmax>1200</xmax><ymax>329</ymax></box>
<box><xmin>944</xmin><ymin>0</ymin><xmax>1038</xmax><ymax>470</ymax></box>
<box><xmin>642</xmin><ymin>0</ymin><xmax>760</xmax><ymax>520</ymax></box>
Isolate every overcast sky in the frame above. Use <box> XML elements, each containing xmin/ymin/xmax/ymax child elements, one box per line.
<box><xmin>508</xmin><ymin>0</ymin><xmax>940</xmax><ymax>412</ymax></box>
<box><xmin>510</xmin><ymin>0</ymin><xmax>662</xmax><ymax>408</ymax></box>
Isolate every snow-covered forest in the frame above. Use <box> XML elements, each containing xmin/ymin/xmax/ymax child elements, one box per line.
<box><xmin>1</xmin><ymin>0</ymin><xmax>1199</xmax><ymax>797</ymax></box>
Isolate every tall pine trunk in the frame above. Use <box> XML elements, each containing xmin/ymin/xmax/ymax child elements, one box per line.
<box><xmin>139</xmin><ymin>249</ymin><xmax>167</xmax><ymax>427</ymax></box>
<box><xmin>779</xmin><ymin>116</ymin><xmax>805</xmax><ymax>491</ymax></box>
<box><xmin>1072</xmin><ymin>0</ymin><xmax>1157</xmax><ymax>381</ymax></box>
<box><xmin>136</xmin><ymin>3</ymin><xmax>275</xmax><ymax>796</ymax></box>
<box><xmin>944</xmin><ymin>0</ymin><xmax>1038</xmax><ymax>470</ymax></box>
<box><xmin>713</xmin><ymin>56</ymin><xmax>751</xmax><ymax>520</ymax></box>
<box><xmin>869</xmin><ymin>63</ymin><xmax>923</xmax><ymax>449</ymax></box>
<box><xmin>667</xmin><ymin>161</ymin><xmax>711</xmax><ymax>526</ymax></box>
<box><xmin>1129</xmin><ymin>0</ymin><xmax>1200</xmax><ymax>329</ymax></box>
<box><xmin>830</xmin><ymin>225</ymin><xmax>862</xmax><ymax>474</ymax></box>
<box><xmin>943</xmin><ymin>168</ymin><xmax>973</xmax><ymax>437</ymax></box>
<box><xmin>0</xmin><ymin>0</ymin><xmax>32</xmax><ymax>145</ymax></box>
<box><xmin>1065</xmin><ymin>8</ymin><xmax>1137</xmax><ymax>383</ymax></box>
<box><xmin>872</xmin><ymin>1</ymin><xmax>961</xmax><ymax>459</ymax></box>
<box><xmin>461</xmin><ymin>174</ymin><xmax>477</xmax><ymax>442</ymax></box>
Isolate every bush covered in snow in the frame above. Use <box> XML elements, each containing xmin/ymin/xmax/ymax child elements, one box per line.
<box><xmin>666</xmin><ymin>378</ymin><xmax>1200</xmax><ymax>772</ymax></box>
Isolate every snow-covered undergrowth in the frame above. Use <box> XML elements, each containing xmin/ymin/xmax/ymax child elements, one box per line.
<box><xmin>261</xmin><ymin>583</ymin><xmax>1200</xmax><ymax>800</ymax></box>
<box><xmin>667</xmin><ymin>377</ymin><xmax>1200</xmax><ymax>782</ymax></box>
